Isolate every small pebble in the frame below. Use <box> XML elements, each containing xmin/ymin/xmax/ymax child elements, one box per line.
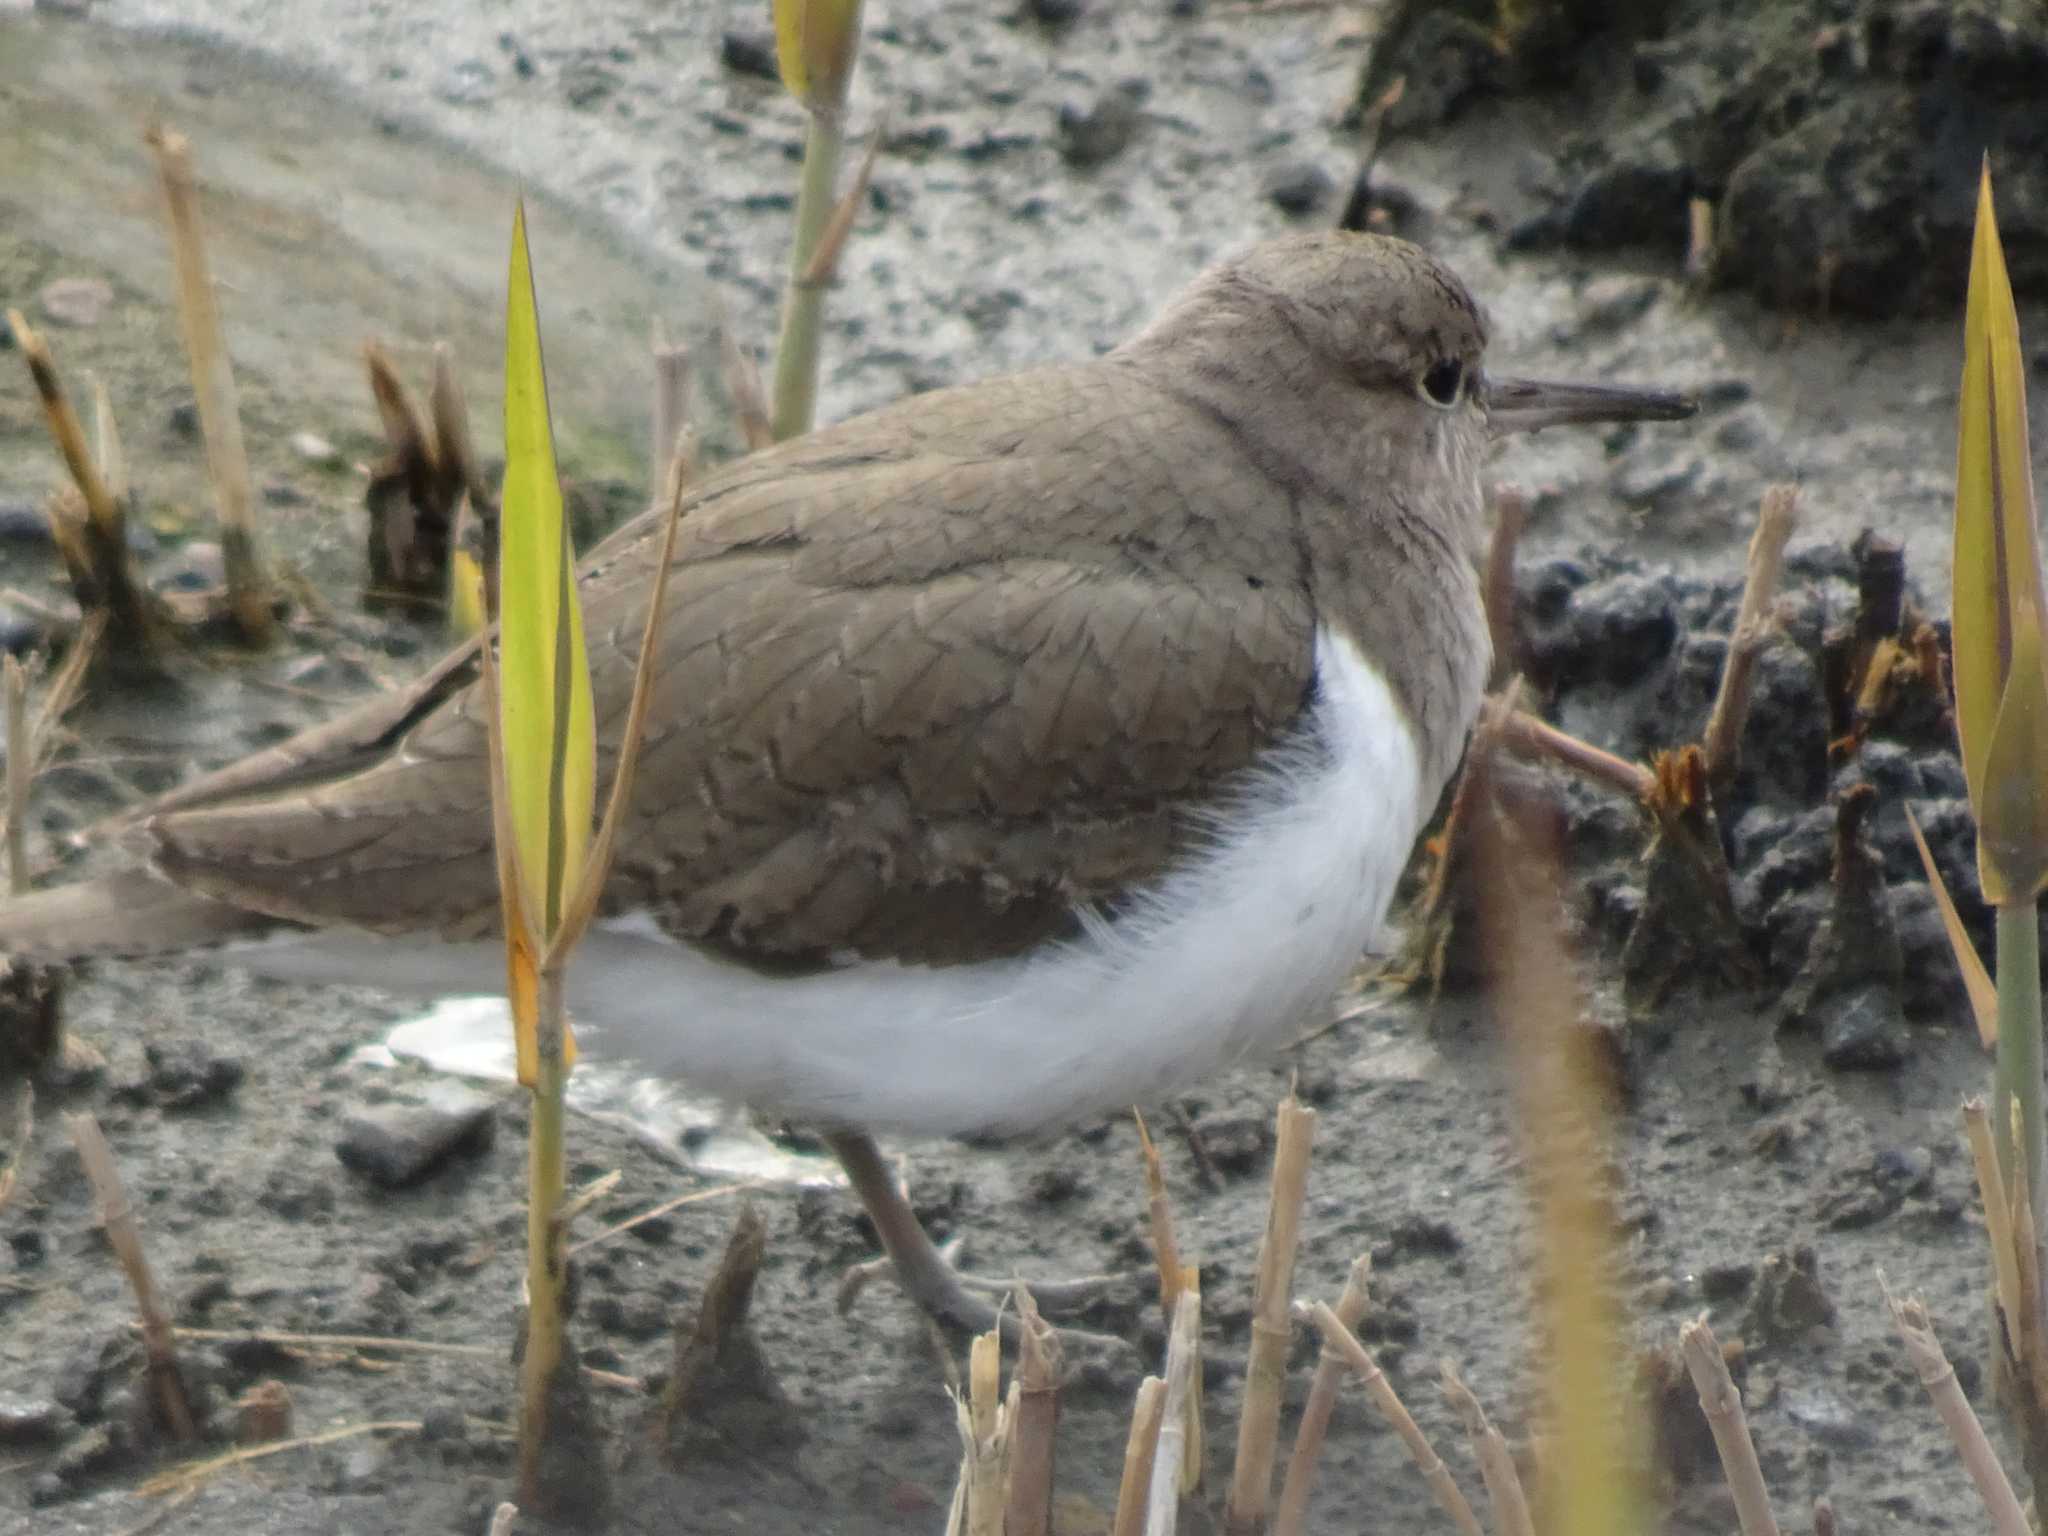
<box><xmin>336</xmin><ymin>1082</ymin><xmax>496</xmax><ymax>1189</ymax></box>
<box><xmin>261</xmin><ymin>480</ymin><xmax>306</xmax><ymax>507</ymax></box>
<box><xmin>1027</xmin><ymin>0</ymin><xmax>1085</xmax><ymax>24</ymax></box>
<box><xmin>114</xmin><ymin>1039</ymin><xmax>244</xmax><ymax>1111</ymax></box>
<box><xmin>1056</xmin><ymin>88</ymin><xmax>1141</xmax><ymax>169</ymax></box>
<box><xmin>235</xmin><ymin>1380</ymin><xmax>292</xmax><ymax>1445</ymax></box>
<box><xmin>38</xmin><ymin>277</ymin><xmax>114</xmax><ymax>328</ymax></box>
<box><xmin>0</xmin><ymin>499</ymin><xmax>52</xmax><ymax>544</ymax></box>
<box><xmin>0</xmin><ymin>1394</ymin><xmax>66</xmax><ymax>1445</ymax></box>
<box><xmin>720</xmin><ymin>28</ymin><xmax>779</xmax><ymax>80</ymax></box>
<box><xmin>290</xmin><ymin>431</ymin><xmax>343</xmax><ymax>468</ymax></box>
<box><xmin>1263</xmin><ymin>161</ymin><xmax>1333</xmax><ymax>218</ymax></box>
<box><xmin>166</xmin><ymin>400</ymin><xmax>200</xmax><ymax>439</ymax></box>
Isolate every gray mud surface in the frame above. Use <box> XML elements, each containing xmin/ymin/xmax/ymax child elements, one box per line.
<box><xmin>3</xmin><ymin>2</ymin><xmax>2048</xmax><ymax>1532</ymax></box>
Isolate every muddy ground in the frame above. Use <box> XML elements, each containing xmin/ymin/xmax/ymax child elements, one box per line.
<box><xmin>3</xmin><ymin>2</ymin><xmax>2048</xmax><ymax>1533</ymax></box>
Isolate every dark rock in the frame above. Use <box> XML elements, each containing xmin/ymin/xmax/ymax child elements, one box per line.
<box><xmin>1698</xmin><ymin>1261</ymin><xmax>1754</xmax><ymax>1301</ymax></box>
<box><xmin>1026</xmin><ymin>0</ymin><xmax>1085</xmax><ymax>24</ymax></box>
<box><xmin>1263</xmin><ymin>161</ymin><xmax>1333</xmax><ymax>218</ymax></box>
<box><xmin>28</xmin><ymin>1472</ymin><xmax>64</xmax><ymax>1506</ymax></box>
<box><xmin>1026</xmin><ymin>1165</ymin><xmax>1082</xmax><ymax>1205</ymax></box>
<box><xmin>720</xmin><ymin>29</ymin><xmax>780</xmax><ymax>81</ymax></box>
<box><xmin>52</xmin><ymin>1423</ymin><xmax>122</xmax><ymax>1483</ymax></box>
<box><xmin>166</xmin><ymin>399</ymin><xmax>200</xmax><ymax>439</ymax></box>
<box><xmin>1740</xmin><ymin>1246</ymin><xmax>1836</xmax><ymax>1344</ymax></box>
<box><xmin>1510</xmin><ymin>148</ymin><xmax>1690</xmax><ymax>256</ymax></box>
<box><xmin>1188</xmin><ymin>1113</ymin><xmax>1270</xmax><ymax>1177</ymax></box>
<box><xmin>336</xmin><ymin>1082</ymin><xmax>496</xmax><ymax>1189</ymax></box>
<box><xmin>562</xmin><ymin>60</ymin><xmax>619</xmax><ymax>110</ymax></box>
<box><xmin>1523</xmin><ymin>571</ymin><xmax>1678</xmax><ymax>691</ymax></box>
<box><xmin>260</xmin><ymin>480</ymin><xmax>306</xmax><ymax>507</ymax></box>
<box><xmin>0</xmin><ymin>1394</ymin><xmax>66</xmax><ymax>1444</ymax></box>
<box><xmin>114</xmin><ymin>1040</ymin><xmax>243</xmax><ymax>1111</ymax></box>
<box><xmin>1779</xmin><ymin>787</ymin><xmax>1908</xmax><ymax>1070</ymax></box>
<box><xmin>1056</xmin><ymin>86</ymin><xmax>1142</xmax><ymax>169</ymax></box>
<box><xmin>0</xmin><ymin>499</ymin><xmax>55</xmax><ymax>545</ymax></box>
<box><xmin>1890</xmin><ymin>881</ymin><xmax>1961</xmax><ymax>1022</ymax></box>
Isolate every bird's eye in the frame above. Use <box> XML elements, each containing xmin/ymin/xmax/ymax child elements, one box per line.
<box><xmin>1419</xmin><ymin>358</ymin><xmax>1465</xmax><ymax>408</ymax></box>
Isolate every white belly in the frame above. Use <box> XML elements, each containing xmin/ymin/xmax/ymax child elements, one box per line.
<box><xmin>235</xmin><ymin>625</ymin><xmax>1428</xmax><ymax>1138</ymax></box>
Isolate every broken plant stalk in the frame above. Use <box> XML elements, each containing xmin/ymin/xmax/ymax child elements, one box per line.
<box><xmin>1441</xmin><ymin>1366</ymin><xmax>1536</xmax><ymax>1536</ymax></box>
<box><xmin>1111</xmin><ymin>1377</ymin><xmax>1168</xmax><ymax>1536</ymax></box>
<box><xmin>1883</xmin><ymin>1279</ymin><xmax>2030</xmax><ymax>1536</ymax></box>
<box><xmin>1226</xmin><ymin>1090</ymin><xmax>1316</xmax><ymax>1533</ymax></box>
<box><xmin>68</xmin><ymin>1113</ymin><xmax>196</xmax><ymax>1440</ymax></box>
<box><xmin>1679</xmin><ymin>1315</ymin><xmax>1779</xmax><ymax>1536</ymax></box>
<box><xmin>1002</xmin><ymin>1289</ymin><xmax>1060</xmax><ymax>1536</ymax></box>
<box><xmin>1702</xmin><ymin>484</ymin><xmax>1798</xmax><ymax>791</ymax></box>
<box><xmin>6</xmin><ymin>312</ymin><xmax>168</xmax><ymax>662</ymax></box>
<box><xmin>147</xmin><ymin>124</ymin><xmax>274</xmax><ymax>643</ymax></box>
<box><xmin>1271</xmin><ymin>1255</ymin><xmax>1373</xmax><ymax>1536</ymax></box>
<box><xmin>1144</xmin><ymin>1286</ymin><xmax>1203</xmax><ymax>1536</ymax></box>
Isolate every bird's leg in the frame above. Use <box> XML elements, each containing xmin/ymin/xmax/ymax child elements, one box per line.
<box><xmin>823</xmin><ymin>1130</ymin><xmax>1140</xmax><ymax>1338</ymax></box>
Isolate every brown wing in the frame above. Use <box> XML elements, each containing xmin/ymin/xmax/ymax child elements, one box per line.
<box><xmin>145</xmin><ymin>362</ymin><xmax>1317</xmax><ymax>966</ymax></box>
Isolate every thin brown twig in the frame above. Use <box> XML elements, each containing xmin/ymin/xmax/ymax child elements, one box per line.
<box><xmin>567</xmin><ymin>1178</ymin><xmax>768</xmax><ymax>1256</ymax></box>
<box><xmin>141</xmin><ymin>1324</ymin><xmax>641</xmax><ymax>1391</ymax></box>
<box><xmin>138</xmin><ymin>1420</ymin><xmax>421</xmax><ymax>1497</ymax></box>
<box><xmin>1227</xmin><ymin>1091</ymin><xmax>1316</xmax><ymax>1533</ymax></box>
<box><xmin>1133</xmin><ymin>1109</ymin><xmax>1187</xmax><ymax>1321</ymax></box>
<box><xmin>1272</xmin><ymin>1255</ymin><xmax>1373</xmax><ymax>1536</ymax></box>
<box><xmin>1679</xmin><ymin>1316</ymin><xmax>1779</xmax><ymax>1536</ymax></box>
<box><xmin>1702</xmin><ymin>485</ymin><xmax>1798</xmax><ymax>786</ymax></box>
<box><xmin>1907</xmin><ymin>808</ymin><xmax>1997</xmax><ymax>1048</ymax></box>
<box><xmin>68</xmin><ymin>1113</ymin><xmax>196</xmax><ymax>1440</ymax></box>
<box><xmin>1304</xmin><ymin>1300</ymin><xmax>1484</xmax><ymax>1536</ymax></box>
<box><xmin>799</xmin><ymin>121</ymin><xmax>886</xmax><ymax>290</ymax></box>
<box><xmin>1483</xmin><ymin>486</ymin><xmax>1527</xmax><ymax>687</ymax></box>
<box><xmin>1496</xmin><ymin>708</ymin><xmax>1655</xmax><ymax>802</ymax></box>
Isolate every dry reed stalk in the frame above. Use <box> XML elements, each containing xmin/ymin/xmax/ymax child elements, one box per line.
<box><xmin>1482</xmin><ymin>485</ymin><xmax>1527</xmax><ymax>686</ymax></box>
<box><xmin>1144</xmin><ymin>1287</ymin><xmax>1203</xmax><ymax>1536</ymax></box>
<box><xmin>1678</xmin><ymin>1316</ymin><xmax>1779</xmax><ymax>1536</ymax></box>
<box><xmin>1441</xmin><ymin>1366</ymin><xmax>1536</xmax><ymax>1536</ymax></box>
<box><xmin>567</xmin><ymin>1177</ymin><xmax>765</xmax><ymax>1256</ymax></box>
<box><xmin>1112</xmin><ymin>1377</ymin><xmax>1168</xmax><ymax>1536</ymax></box>
<box><xmin>0</xmin><ymin>1082</ymin><xmax>31</xmax><ymax>1217</ymax></box>
<box><xmin>1226</xmin><ymin>1090</ymin><xmax>1317</xmax><ymax>1532</ymax></box>
<box><xmin>1909</xmin><ymin>812</ymin><xmax>1998</xmax><ymax>1047</ymax></box>
<box><xmin>1686</xmin><ymin>198</ymin><xmax>1715</xmax><ymax>282</ymax></box>
<box><xmin>486</xmin><ymin>1503</ymin><xmax>518</xmax><ymax>1536</ymax></box>
<box><xmin>1703</xmin><ymin>485</ymin><xmax>1798</xmax><ymax>787</ymax></box>
<box><xmin>947</xmin><ymin>1325</ymin><xmax>1013</xmax><ymax>1536</ymax></box>
<box><xmin>718</xmin><ymin>324</ymin><xmax>775</xmax><ymax>452</ymax></box>
<box><xmin>6</xmin><ymin>313</ymin><xmax>167</xmax><ymax>658</ymax></box>
<box><xmin>1133</xmin><ymin>1109</ymin><xmax>1187</xmax><ymax>1320</ymax></box>
<box><xmin>1003</xmin><ymin>1288</ymin><xmax>1061</xmax><ymax>1536</ymax></box>
<box><xmin>1272</xmin><ymin>1255</ymin><xmax>1373</xmax><ymax>1536</ymax></box>
<box><xmin>5</xmin><ymin>657</ymin><xmax>29</xmax><ymax>894</ymax></box>
<box><xmin>138</xmin><ymin>1419</ymin><xmax>421</xmax><ymax>1496</ymax></box>
<box><xmin>1965</xmin><ymin>1100</ymin><xmax>2028</xmax><ymax>1358</ymax></box>
<box><xmin>1497</xmin><ymin>707</ymin><xmax>1655</xmax><ymax>801</ymax></box>
<box><xmin>146</xmin><ymin>124</ymin><xmax>273</xmax><ymax>643</ymax></box>
<box><xmin>150</xmin><ymin>1324</ymin><xmax>640</xmax><ymax>1390</ymax></box>
<box><xmin>1882</xmin><ymin>1279</ymin><xmax>2029</xmax><ymax>1536</ymax></box>
<box><xmin>67</xmin><ymin>1113</ymin><xmax>196</xmax><ymax>1440</ymax></box>
<box><xmin>650</xmin><ymin>323</ymin><xmax>692</xmax><ymax>493</ymax></box>
<box><xmin>797</xmin><ymin>123</ymin><xmax>885</xmax><ymax>290</ymax></box>
<box><xmin>1304</xmin><ymin>1299</ymin><xmax>1484</xmax><ymax>1536</ymax></box>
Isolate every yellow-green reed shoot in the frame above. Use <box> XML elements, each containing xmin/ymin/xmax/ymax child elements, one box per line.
<box><xmin>486</xmin><ymin>198</ymin><xmax>687</xmax><ymax>1511</ymax></box>
<box><xmin>769</xmin><ymin>0</ymin><xmax>867</xmax><ymax>440</ymax></box>
<box><xmin>1950</xmin><ymin>160</ymin><xmax>2048</xmax><ymax>1217</ymax></box>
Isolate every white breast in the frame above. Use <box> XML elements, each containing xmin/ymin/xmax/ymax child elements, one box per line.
<box><xmin>235</xmin><ymin>625</ymin><xmax>1429</xmax><ymax>1138</ymax></box>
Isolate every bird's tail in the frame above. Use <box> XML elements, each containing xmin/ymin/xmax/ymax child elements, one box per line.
<box><xmin>0</xmin><ymin>871</ymin><xmax>282</xmax><ymax>965</ymax></box>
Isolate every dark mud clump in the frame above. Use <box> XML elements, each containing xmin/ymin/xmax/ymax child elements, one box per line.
<box><xmin>1361</xmin><ymin>0</ymin><xmax>2048</xmax><ymax>315</ymax></box>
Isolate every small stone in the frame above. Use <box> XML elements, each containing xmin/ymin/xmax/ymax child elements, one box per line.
<box><xmin>1697</xmin><ymin>1261</ymin><xmax>1754</xmax><ymax>1301</ymax></box>
<box><xmin>166</xmin><ymin>400</ymin><xmax>200</xmax><ymax>439</ymax></box>
<box><xmin>156</xmin><ymin>541</ymin><xmax>226</xmax><ymax>594</ymax></box>
<box><xmin>116</xmin><ymin>1039</ymin><xmax>243</xmax><ymax>1110</ymax></box>
<box><xmin>336</xmin><ymin>1082</ymin><xmax>496</xmax><ymax>1189</ymax></box>
<box><xmin>235</xmin><ymin>1380</ymin><xmax>292</xmax><ymax>1444</ymax></box>
<box><xmin>53</xmin><ymin>1423</ymin><xmax>122</xmax><ymax>1483</ymax></box>
<box><xmin>720</xmin><ymin>28</ymin><xmax>780</xmax><ymax>80</ymax></box>
<box><xmin>1263</xmin><ymin>161</ymin><xmax>1333</xmax><ymax>218</ymax></box>
<box><xmin>420</xmin><ymin>1404</ymin><xmax>466</xmax><ymax>1443</ymax></box>
<box><xmin>1741</xmin><ymin>1246</ymin><xmax>1836</xmax><ymax>1344</ymax></box>
<box><xmin>1056</xmin><ymin>88</ymin><xmax>1142</xmax><ymax>169</ymax></box>
<box><xmin>38</xmin><ymin>277</ymin><xmax>114</xmax><ymax>328</ymax></box>
<box><xmin>0</xmin><ymin>1394</ymin><xmax>66</xmax><ymax>1444</ymax></box>
<box><xmin>1188</xmin><ymin>1113</ymin><xmax>1270</xmax><ymax>1176</ymax></box>
<box><xmin>562</xmin><ymin>60</ymin><xmax>619</xmax><ymax>109</ymax></box>
<box><xmin>1027</xmin><ymin>0</ymin><xmax>1084</xmax><ymax>22</ymax></box>
<box><xmin>0</xmin><ymin>499</ymin><xmax>55</xmax><ymax>545</ymax></box>
<box><xmin>1611</xmin><ymin>453</ymin><xmax>1704</xmax><ymax>513</ymax></box>
<box><xmin>290</xmin><ymin>431</ymin><xmax>342</xmax><ymax>468</ymax></box>
<box><xmin>28</xmin><ymin>1472</ymin><xmax>65</xmax><ymax>1507</ymax></box>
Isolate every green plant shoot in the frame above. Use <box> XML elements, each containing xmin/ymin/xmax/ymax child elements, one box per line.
<box><xmin>497</xmin><ymin>199</ymin><xmax>596</xmax><ymax>1081</ymax></box>
<box><xmin>1951</xmin><ymin>159</ymin><xmax>2047</xmax><ymax>1212</ymax></box>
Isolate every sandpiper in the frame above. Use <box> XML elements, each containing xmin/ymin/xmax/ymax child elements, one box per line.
<box><xmin>0</xmin><ymin>232</ymin><xmax>1694</xmax><ymax>1331</ymax></box>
